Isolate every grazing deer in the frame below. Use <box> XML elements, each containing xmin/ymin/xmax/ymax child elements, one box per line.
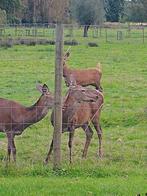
<box><xmin>63</xmin><ymin>51</ymin><xmax>102</xmax><ymax>91</ymax></box>
<box><xmin>0</xmin><ymin>84</ymin><xmax>54</xmax><ymax>162</ymax></box>
<box><xmin>45</xmin><ymin>76</ymin><xmax>104</xmax><ymax>164</ymax></box>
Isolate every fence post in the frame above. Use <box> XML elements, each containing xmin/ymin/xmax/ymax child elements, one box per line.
<box><xmin>142</xmin><ymin>28</ymin><xmax>144</xmax><ymax>44</ymax></box>
<box><xmin>117</xmin><ymin>31</ymin><xmax>123</xmax><ymax>40</ymax></box>
<box><xmin>53</xmin><ymin>23</ymin><xmax>63</xmax><ymax>170</ymax></box>
<box><xmin>105</xmin><ymin>28</ymin><xmax>108</xmax><ymax>42</ymax></box>
<box><xmin>99</xmin><ymin>27</ymin><xmax>102</xmax><ymax>37</ymax></box>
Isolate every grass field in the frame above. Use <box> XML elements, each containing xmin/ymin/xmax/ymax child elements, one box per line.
<box><xmin>0</xmin><ymin>35</ymin><xmax>147</xmax><ymax>195</ymax></box>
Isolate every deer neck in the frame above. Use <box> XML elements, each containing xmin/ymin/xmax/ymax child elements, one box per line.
<box><xmin>95</xmin><ymin>92</ymin><xmax>104</xmax><ymax>108</ymax></box>
<box><xmin>63</xmin><ymin>96</ymin><xmax>76</xmax><ymax>109</ymax></box>
<box><xmin>63</xmin><ymin>64</ymin><xmax>71</xmax><ymax>77</ymax></box>
<box><xmin>11</xmin><ymin>95</ymin><xmax>53</xmax><ymax>134</ymax></box>
<box><xmin>26</xmin><ymin>95</ymin><xmax>50</xmax><ymax>123</ymax></box>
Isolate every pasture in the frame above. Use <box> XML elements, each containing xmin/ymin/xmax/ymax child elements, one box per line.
<box><xmin>0</xmin><ymin>28</ymin><xmax>147</xmax><ymax>195</ymax></box>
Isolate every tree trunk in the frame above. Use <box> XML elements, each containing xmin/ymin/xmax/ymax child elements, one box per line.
<box><xmin>83</xmin><ymin>25</ymin><xmax>90</xmax><ymax>37</ymax></box>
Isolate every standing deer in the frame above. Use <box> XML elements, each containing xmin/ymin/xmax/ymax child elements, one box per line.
<box><xmin>0</xmin><ymin>84</ymin><xmax>54</xmax><ymax>162</ymax></box>
<box><xmin>45</xmin><ymin>76</ymin><xmax>104</xmax><ymax>164</ymax></box>
<box><xmin>63</xmin><ymin>51</ymin><xmax>102</xmax><ymax>91</ymax></box>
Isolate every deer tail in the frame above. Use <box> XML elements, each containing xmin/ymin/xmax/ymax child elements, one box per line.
<box><xmin>96</xmin><ymin>62</ymin><xmax>102</xmax><ymax>73</ymax></box>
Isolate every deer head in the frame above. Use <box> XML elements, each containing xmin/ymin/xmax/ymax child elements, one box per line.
<box><xmin>63</xmin><ymin>47</ymin><xmax>71</xmax><ymax>66</ymax></box>
<box><xmin>36</xmin><ymin>83</ymin><xmax>54</xmax><ymax>108</ymax></box>
<box><xmin>64</xmin><ymin>75</ymin><xmax>98</xmax><ymax>104</ymax></box>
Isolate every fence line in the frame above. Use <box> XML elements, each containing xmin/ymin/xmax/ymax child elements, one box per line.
<box><xmin>0</xmin><ymin>23</ymin><xmax>146</xmax><ymax>45</ymax></box>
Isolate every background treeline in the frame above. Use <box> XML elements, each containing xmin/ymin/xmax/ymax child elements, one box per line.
<box><xmin>0</xmin><ymin>0</ymin><xmax>147</xmax><ymax>24</ymax></box>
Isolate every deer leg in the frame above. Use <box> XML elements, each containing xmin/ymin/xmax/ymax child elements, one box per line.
<box><xmin>68</xmin><ymin>131</ymin><xmax>74</xmax><ymax>164</ymax></box>
<box><xmin>7</xmin><ymin>139</ymin><xmax>11</xmax><ymax>163</ymax></box>
<box><xmin>11</xmin><ymin>137</ymin><xmax>16</xmax><ymax>162</ymax></box>
<box><xmin>93</xmin><ymin>121</ymin><xmax>103</xmax><ymax>158</ymax></box>
<box><xmin>95</xmin><ymin>83</ymin><xmax>103</xmax><ymax>92</ymax></box>
<box><xmin>95</xmin><ymin>84</ymin><xmax>99</xmax><ymax>90</ymax></box>
<box><xmin>82</xmin><ymin>124</ymin><xmax>93</xmax><ymax>158</ymax></box>
<box><xmin>99</xmin><ymin>85</ymin><xmax>103</xmax><ymax>92</ymax></box>
<box><xmin>44</xmin><ymin>139</ymin><xmax>53</xmax><ymax>164</ymax></box>
<box><xmin>6</xmin><ymin>132</ymin><xmax>13</xmax><ymax>162</ymax></box>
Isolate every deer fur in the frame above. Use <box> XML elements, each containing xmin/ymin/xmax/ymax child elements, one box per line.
<box><xmin>0</xmin><ymin>84</ymin><xmax>54</xmax><ymax>162</ymax></box>
<box><xmin>45</xmin><ymin>77</ymin><xmax>104</xmax><ymax>164</ymax></box>
<box><xmin>63</xmin><ymin>51</ymin><xmax>102</xmax><ymax>91</ymax></box>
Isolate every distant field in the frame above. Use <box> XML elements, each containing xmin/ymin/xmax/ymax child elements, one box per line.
<box><xmin>0</xmin><ymin>32</ymin><xmax>147</xmax><ymax>195</ymax></box>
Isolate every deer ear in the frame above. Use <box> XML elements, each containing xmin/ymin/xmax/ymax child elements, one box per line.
<box><xmin>64</xmin><ymin>51</ymin><xmax>70</xmax><ymax>60</ymax></box>
<box><xmin>36</xmin><ymin>83</ymin><xmax>49</xmax><ymax>94</ymax></box>
<box><xmin>36</xmin><ymin>83</ymin><xmax>43</xmax><ymax>93</ymax></box>
<box><xmin>66</xmin><ymin>51</ymin><xmax>70</xmax><ymax>58</ymax></box>
<box><xmin>42</xmin><ymin>84</ymin><xmax>49</xmax><ymax>94</ymax></box>
<box><xmin>69</xmin><ymin>74</ymin><xmax>77</xmax><ymax>87</ymax></box>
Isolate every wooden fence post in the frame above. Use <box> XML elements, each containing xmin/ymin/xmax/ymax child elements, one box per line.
<box><xmin>142</xmin><ymin>28</ymin><xmax>144</xmax><ymax>44</ymax></box>
<box><xmin>105</xmin><ymin>28</ymin><xmax>108</xmax><ymax>42</ymax></box>
<box><xmin>53</xmin><ymin>23</ymin><xmax>63</xmax><ymax>170</ymax></box>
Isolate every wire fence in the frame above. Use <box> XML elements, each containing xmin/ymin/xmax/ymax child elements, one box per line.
<box><xmin>0</xmin><ymin>23</ymin><xmax>146</xmax><ymax>164</ymax></box>
<box><xmin>0</xmin><ymin>23</ymin><xmax>147</xmax><ymax>47</ymax></box>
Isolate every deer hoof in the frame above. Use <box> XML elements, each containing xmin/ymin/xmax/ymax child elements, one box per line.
<box><xmin>98</xmin><ymin>151</ymin><xmax>103</xmax><ymax>159</ymax></box>
<box><xmin>82</xmin><ymin>154</ymin><xmax>87</xmax><ymax>159</ymax></box>
<box><xmin>43</xmin><ymin>159</ymin><xmax>49</xmax><ymax>165</ymax></box>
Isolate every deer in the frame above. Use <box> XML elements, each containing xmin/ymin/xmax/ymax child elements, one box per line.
<box><xmin>45</xmin><ymin>75</ymin><xmax>104</xmax><ymax>164</ymax></box>
<box><xmin>0</xmin><ymin>83</ymin><xmax>54</xmax><ymax>162</ymax></box>
<box><xmin>63</xmin><ymin>50</ymin><xmax>103</xmax><ymax>91</ymax></box>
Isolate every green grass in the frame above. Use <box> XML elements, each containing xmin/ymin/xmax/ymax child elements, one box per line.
<box><xmin>0</xmin><ymin>35</ymin><xmax>147</xmax><ymax>195</ymax></box>
<box><xmin>0</xmin><ymin>176</ymin><xmax>146</xmax><ymax>196</ymax></box>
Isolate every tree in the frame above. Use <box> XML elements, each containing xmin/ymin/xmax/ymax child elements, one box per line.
<box><xmin>0</xmin><ymin>0</ymin><xmax>70</xmax><ymax>24</ymax></box>
<box><xmin>123</xmin><ymin>0</ymin><xmax>147</xmax><ymax>22</ymax></box>
<box><xmin>104</xmin><ymin>0</ymin><xmax>125</xmax><ymax>22</ymax></box>
<box><xmin>71</xmin><ymin>0</ymin><xmax>105</xmax><ymax>37</ymax></box>
<box><xmin>0</xmin><ymin>0</ymin><xmax>21</xmax><ymax>23</ymax></box>
<box><xmin>0</xmin><ymin>8</ymin><xmax>7</xmax><ymax>24</ymax></box>
<box><xmin>21</xmin><ymin>0</ymin><xmax>69</xmax><ymax>23</ymax></box>
<box><xmin>142</xmin><ymin>0</ymin><xmax>147</xmax><ymax>20</ymax></box>
<box><xmin>21</xmin><ymin>0</ymin><xmax>39</xmax><ymax>23</ymax></box>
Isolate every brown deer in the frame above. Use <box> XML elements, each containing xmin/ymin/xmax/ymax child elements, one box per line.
<box><xmin>0</xmin><ymin>84</ymin><xmax>54</xmax><ymax>162</ymax></box>
<box><xmin>63</xmin><ymin>51</ymin><xmax>102</xmax><ymax>91</ymax></box>
<box><xmin>45</xmin><ymin>76</ymin><xmax>104</xmax><ymax>164</ymax></box>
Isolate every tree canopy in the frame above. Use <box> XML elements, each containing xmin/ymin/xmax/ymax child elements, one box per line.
<box><xmin>71</xmin><ymin>0</ymin><xmax>105</xmax><ymax>36</ymax></box>
<box><xmin>71</xmin><ymin>0</ymin><xmax>105</xmax><ymax>25</ymax></box>
<box><xmin>0</xmin><ymin>8</ymin><xmax>7</xmax><ymax>24</ymax></box>
<box><xmin>104</xmin><ymin>0</ymin><xmax>125</xmax><ymax>22</ymax></box>
<box><xmin>0</xmin><ymin>0</ymin><xmax>147</xmax><ymax>24</ymax></box>
<box><xmin>124</xmin><ymin>0</ymin><xmax>147</xmax><ymax>22</ymax></box>
<box><xmin>0</xmin><ymin>0</ymin><xmax>21</xmax><ymax>23</ymax></box>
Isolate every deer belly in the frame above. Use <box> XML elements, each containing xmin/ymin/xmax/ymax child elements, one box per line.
<box><xmin>76</xmin><ymin>110</ymin><xmax>91</xmax><ymax>126</ymax></box>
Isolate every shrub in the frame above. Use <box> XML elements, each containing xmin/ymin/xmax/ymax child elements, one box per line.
<box><xmin>88</xmin><ymin>42</ymin><xmax>98</xmax><ymax>47</ymax></box>
<box><xmin>47</xmin><ymin>40</ymin><xmax>55</xmax><ymax>45</ymax></box>
<box><xmin>28</xmin><ymin>40</ymin><xmax>36</xmax><ymax>46</ymax></box>
<box><xmin>64</xmin><ymin>39</ymin><xmax>79</xmax><ymax>46</ymax></box>
<box><xmin>0</xmin><ymin>39</ymin><xmax>13</xmax><ymax>48</ymax></box>
<box><xmin>20</xmin><ymin>39</ymin><xmax>26</xmax><ymax>45</ymax></box>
